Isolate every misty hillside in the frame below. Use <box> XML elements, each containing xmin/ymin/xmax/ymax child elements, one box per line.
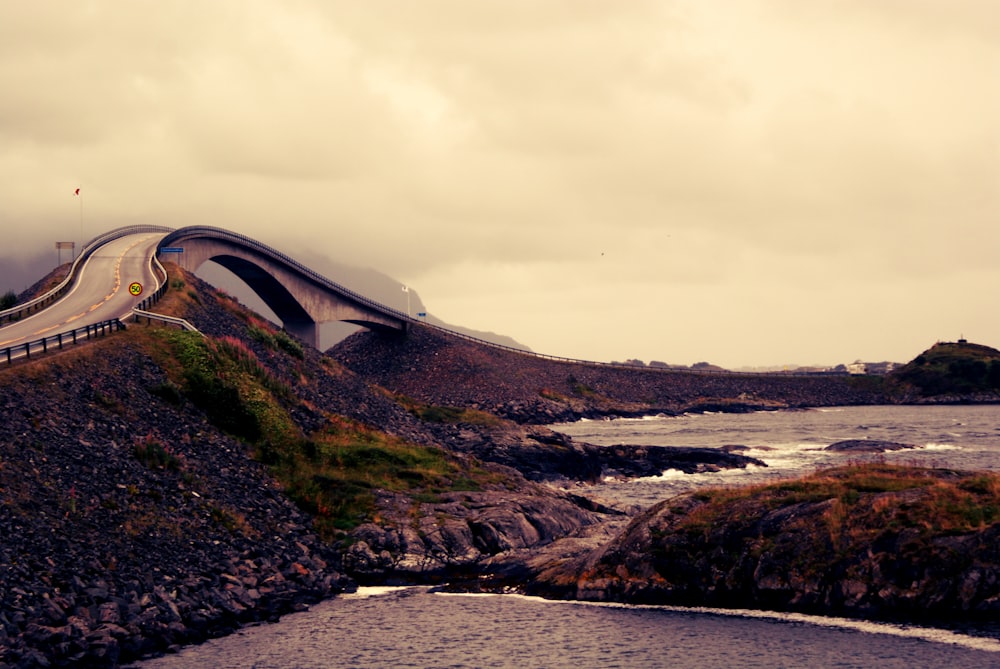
<box><xmin>0</xmin><ymin>251</ymin><xmax>68</xmax><ymax>296</ymax></box>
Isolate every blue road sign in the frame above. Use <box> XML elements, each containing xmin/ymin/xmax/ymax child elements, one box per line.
<box><xmin>159</xmin><ymin>247</ymin><xmax>184</xmax><ymax>253</ymax></box>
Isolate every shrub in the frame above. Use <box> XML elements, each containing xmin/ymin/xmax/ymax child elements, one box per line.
<box><xmin>133</xmin><ymin>434</ymin><xmax>183</xmax><ymax>471</ymax></box>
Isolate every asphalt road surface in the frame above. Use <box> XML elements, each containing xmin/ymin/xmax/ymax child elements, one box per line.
<box><xmin>0</xmin><ymin>232</ymin><xmax>166</xmax><ymax>351</ymax></box>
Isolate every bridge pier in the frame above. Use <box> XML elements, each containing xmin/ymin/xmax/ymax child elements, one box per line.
<box><xmin>284</xmin><ymin>320</ymin><xmax>319</xmax><ymax>349</ymax></box>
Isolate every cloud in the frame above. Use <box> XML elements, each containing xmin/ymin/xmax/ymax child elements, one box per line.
<box><xmin>1</xmin><ymin>1</ymin><xmax>997</xmax><ymax>366</ymax></box>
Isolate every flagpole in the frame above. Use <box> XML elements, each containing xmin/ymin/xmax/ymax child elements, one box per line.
<box><xmin>75</xmin><ymin>187</ymin><xmax>83</xmax><ymax>258</ymax></box>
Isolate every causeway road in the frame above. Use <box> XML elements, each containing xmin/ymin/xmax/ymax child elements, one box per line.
<box><xmin>0</xmin><ymin>232</ymin><xmax>165</xmax><ymax>351</ymax></box>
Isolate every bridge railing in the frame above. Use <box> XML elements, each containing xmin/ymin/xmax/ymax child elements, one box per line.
<box><xmin>1</xmin><ymin>225</ymin><xmax>174</xmax><ymax>325</ymax></box>
<box><xmin>158</xmin><ymin>226</ymin><xmax>414</xmax><ymax>324</ymax></box>
<box><xmin>408</xmin><ymin>320</ymin><xmax>850</xmax><ymax>378</ymax></box>
<box><xmin>1</xmin><ymin>319</ymin><xmax>126</xmax><ymax>366</ymax></box>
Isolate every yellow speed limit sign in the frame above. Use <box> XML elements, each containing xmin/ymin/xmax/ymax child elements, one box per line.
<box><xmin>128</xmin><ymin>282</ymin><xmax>143</xmax><ymax>296</ymax></box>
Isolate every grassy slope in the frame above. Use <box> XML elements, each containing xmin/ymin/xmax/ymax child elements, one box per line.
<box><xmin>887</xmin><ymin>341</ymin><xmax>1000</xmax><ymax>397</ymax></box>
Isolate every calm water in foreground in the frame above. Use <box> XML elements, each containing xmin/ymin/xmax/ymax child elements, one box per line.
<box><xmin>134</xmin><ymin>406</ymin><xmax>1000</xmax><ymax>668</ymax></box>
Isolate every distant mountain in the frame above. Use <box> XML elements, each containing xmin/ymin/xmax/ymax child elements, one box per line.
<box><xmin>194</xmin><ymin>251</ymin><xmax>531</xmax><ymax>353</ymax></box>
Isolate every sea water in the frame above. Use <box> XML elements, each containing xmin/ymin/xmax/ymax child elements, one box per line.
<box><xmin>556</xmin><ymin>405</ymin><xmax>1000</xmax><ymax>509</ymax></box>
<box><xmin>133</xmin><ymin>405</ymin><xmax>1000</xmax><ymax>668</ymax></box>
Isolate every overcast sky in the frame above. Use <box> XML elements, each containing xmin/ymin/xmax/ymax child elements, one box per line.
<box><xmin>2</xmin><ymin>1</ymin><xmax>997</xmax><ymax>368</ymax></box>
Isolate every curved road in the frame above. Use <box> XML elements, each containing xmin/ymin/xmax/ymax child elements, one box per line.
<box><xmin>0</xmin><ymin>232</ymin><xmax>166</xmax><ymax>351</ymax></box>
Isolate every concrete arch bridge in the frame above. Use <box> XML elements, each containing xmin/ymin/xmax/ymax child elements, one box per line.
<box><xmin>157</xmin><ymin>226</ymin><xmax>410</xmax><ymax>347</ymax></box>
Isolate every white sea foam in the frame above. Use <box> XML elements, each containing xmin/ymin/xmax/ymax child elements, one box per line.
<box><xmin>340</xmin><ymin>586</ymin><xmax>415</xmax><ymax>599</ymax></box>
<box><xmin>923</xmin><ymin>442</ymin><xmax>961</xmax><ymax>451</ymax></box>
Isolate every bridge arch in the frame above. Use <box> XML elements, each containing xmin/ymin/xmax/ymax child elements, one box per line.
<box><xmin>157</xmin><ymin>226</ymin><xmax>409</xmax><ymax>347</ymax></box>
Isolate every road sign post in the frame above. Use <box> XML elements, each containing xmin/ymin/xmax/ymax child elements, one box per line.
<box><xmin>55</xmin><ymin>241</ymin><xmax>74</xmax><ymax>266</ymax></box>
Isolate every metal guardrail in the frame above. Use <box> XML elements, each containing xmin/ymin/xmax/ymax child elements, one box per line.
<box><xmin>412</xmin><ymin>320</ymin><xmax>851</xmax><ymax>378</ymax></box>
<box><xmin>0</xmin><ymin>225</ymin><xmax>174</xmax><ymax>324</ymax></box>
<box><xmin>131</xmin><ymin>309</ymin><xmax>201</xmax><ymax>333</ymax></box>
<box><xmin>158</xmin><ymin>226</ymin><xmax>413</xmax><ymax>325</ymax></box>
<box><xmin>128</xmin><ymin>252</ymin><xmax>201</xmax><ymax>331</ymax></box>
<box><xmin>1</xmin><ymin>319</ymin><xmax>126</xmax><ymax>365</ymax></box>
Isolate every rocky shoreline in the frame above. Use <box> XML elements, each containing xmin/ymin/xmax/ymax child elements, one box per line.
<box><xmin>0</xmin><ymin>343</ymin><xmax>353</xmax><ymax>667</ymax></box>
<box><xmin>0</xmin><ymin>275</ymin><xmax>771</xmax><ymax>667</ymax></box>
<box><xmin>524</xmin><ymin>465</ymin><xmax>1000</xmax><ymax>625</ymax></box>
<box><xmin>2</xmin><ymin>270</ymin><xmax>997</xmax><ymax>666</ymax></box>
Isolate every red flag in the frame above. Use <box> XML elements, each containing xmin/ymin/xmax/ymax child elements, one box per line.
<box><xmin>74</xmin><ymin>188</ymin><xmax>80</xmax><ymax>195</ymax></box>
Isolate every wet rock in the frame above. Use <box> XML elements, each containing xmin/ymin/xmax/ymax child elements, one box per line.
<box><xmin>825</xmin><ymin>439</ymin><xmax>915</xmax><ymax>452</ymax></box>
<box><xmin>528</xmin><ymin>472</ymin><xmax>1000</xmax><ymax>626</ymax></box>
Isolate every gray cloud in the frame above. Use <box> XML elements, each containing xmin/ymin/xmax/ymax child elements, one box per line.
<box><xmin>1</xmin><ymin>1</ymin><xmax>996</xmax><ymax>368</ymax></box>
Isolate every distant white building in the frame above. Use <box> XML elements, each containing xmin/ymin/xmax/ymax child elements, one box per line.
<box><xmin>847</xmin><ymin>361</ymin><xmax>867</xmax><ymax>375</ymax></box>
<box><xmin>847</xmin><ymin>361</ymin><xmax>898</xmax><ymax>375</ymax></box>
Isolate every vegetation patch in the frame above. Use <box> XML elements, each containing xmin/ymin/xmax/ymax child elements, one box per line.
<box><xmin>682</xmin><ymin>463</ymin><xmax>1000</xmax><ymax>542</ymax></box>
<box><xmin>133</xmin><ymin>433</ymin><xmax>184</xmax><ymax>472</ymax></box>
<box><xmin>149</xmin><ymin>263</ymin><xmax>202</xmax><ymax>316</ymax></box>
<box><xmin>394</xmin><ymin>394</ymin><xmax>501</xmax><ymax>426</ymax></box>
<box><xmin>887</xmin><ymin>341</ymin><xmax>1000</xmax><ymax>396</ymax></box>
<box><xmin>143</xmin><ymin>329</ymin><xmax>501</xmax><ymax>538</ymax></box>
<box><xmin>271</xmin><ymin>414</ymin><xmax>501</xmax><ymax>537</ymax></box>
<box><xmin>539</xmin><ymin>388</ymin><xmax>568</xmax><ymax>402</ymax></box>
<box><xmin>249</xmin><ymin>320</ymin><xmax>306</xmax><ymax>359</ymax></box>
<box><xmin>567</xmin><ymin>375</ymin><xmax>598</xmax><ymax>398</ymax></box>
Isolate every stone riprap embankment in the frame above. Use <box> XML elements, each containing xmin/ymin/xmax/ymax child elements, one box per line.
<box><xmin>329</xmin><ymin>327</ymin><xmax>887</xmax><ymax>424</ymax></box>
<box><xmin>0</xmin><ymin>343</ymin><xmax>351</xmax><ymax>668</ymax></box>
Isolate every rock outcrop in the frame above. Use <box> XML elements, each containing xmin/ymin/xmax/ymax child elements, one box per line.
<box><xmin>343</xmin><ymin>486</ymin><xmax>615</xmax><ymax>583</ymax></box>
<box><xmin>527</xmin><ymin>465</ymin><xmax>1000</xmax><ymax>624</ymax></box>
<box><xmin>423</xmin><ymin>422</ymin><xmax>764</xmax><ymax>484</ymax></box>
<box><xmin>825</xmin><ymin>439</ymin><xmax>915</xmax><ymax>452</ymax></box>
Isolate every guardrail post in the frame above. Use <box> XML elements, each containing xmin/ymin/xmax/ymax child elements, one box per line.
<box><xmin>42</xmin><ymin>338</ymin><xmax>48</xmax><ymax>353</ymax></box>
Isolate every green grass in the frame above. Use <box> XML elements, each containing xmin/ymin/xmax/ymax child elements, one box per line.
<box><xmin>143</xmin><ymin>327</ymin><xmax>503</xmax><ymax>539</ymax></box>
<box><xmin>394</xmin><ymin>394</ymin><xmax>502</xmax><ymax>426</ymax></box>
<box><xmin>271</xmin><ymin>415</ymin><xmax>501</xmax><ymax>537</ymax></box>
<box><xmin>249</xmin><ymin>322</ymin><xmax>305</xmax><ymax>359</ymax></box>
<box><xmin>888</xmin><ymin>341</ymin><xmax>1000</xmax><ymax>395</ymax></box>
<box><xmin>133</xmin><ymin>434</ymin><xmax>184</xmax><ymax>472</ymax></box>
<box><xmin>681</xmin><ymin>463</ymin><xmax>1000</xmax><ymax>540</ymax></box>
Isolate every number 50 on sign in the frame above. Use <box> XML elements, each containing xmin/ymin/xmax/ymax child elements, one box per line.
<box><xmin>128</xmin><ymin>282</ymin><xmax>143</xmax><ymax>296</ymax></box>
